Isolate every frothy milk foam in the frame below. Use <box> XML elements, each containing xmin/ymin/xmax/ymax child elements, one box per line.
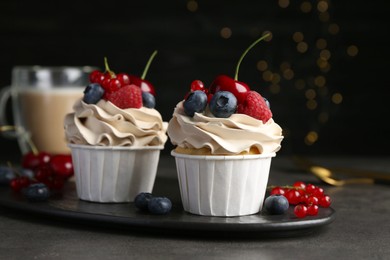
<box><xmin>19</xmin><ymin>87</ymin><xmax>83</xmax><ymax>154</ymax></box>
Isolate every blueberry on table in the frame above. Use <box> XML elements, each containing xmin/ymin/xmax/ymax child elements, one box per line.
<box><xmin>148</xmin><ymin>197</ymin><xmax>172</xmax><ymax>215</ymax></box>
<box><xmin>264</xmin><ymin>194</ymin><xmax>289</xmax><ymax>215</ymax></box>
<box><xmin>183</xmin><ymin>90</ymin><xmax>208</xmax><ymax>117</ymax></box>
<box><xmin>23</xmin><ymin>183</ymin><xmax>50</xmax><ymax>202</ymax></box>
<box><xmin>134</xmin><ymin>192</ymin><xmax>154</xmax><ymax>211</ymax></box>
<box><xmin>209</xmin><ymin>91</ymin><xmax>237</xmax><ymax>118</ymax></box>
<box><xmin>83</xmin><ymin>83</ymin><xmax>105</xmax><ymax>104</ymax></box>
<box><xmin>142</xmin><ymin>92</ymin><xmax>156</xmax><ymax>108</ymax></box>
<box><xmin>0</xmin><ymin>166</ymin><xmax>16</xmax><ymax>185</ymax></box>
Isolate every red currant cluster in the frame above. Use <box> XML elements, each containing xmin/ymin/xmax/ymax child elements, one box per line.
<box><xmin>10</xmin><ymin>151</ymin><xmax>73</xmax><ymax>193</ymax></box>
<box><xmin>270</xmin><ymin>181</ymin><xmax>332</xmax><ymax>218</ymax></box>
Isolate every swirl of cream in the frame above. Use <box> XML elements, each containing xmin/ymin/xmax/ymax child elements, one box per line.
<box><xmin>167</xmin><ymin>101</ymin><xmax>283</xmax><ymax>155</ymax></box>
<box><xmin>64</xmin><ymin>99</ymin><xmax>168</xmax><ymax>147</ymax></box>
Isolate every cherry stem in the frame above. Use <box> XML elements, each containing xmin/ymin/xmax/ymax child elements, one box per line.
<box><xmin>141</xmin><ymin>50</ymin><xmax>158</xmax><ymax>80</ymax></box>
<box><xmin>0</xmin><ymin>125</ymin><xmax>39</xmax><ymax>155</ymax></box>
<box><xmin>234</xmin><ymin>33</ymin><xmax>271</xmax><ymax>81</ymax></box>
<box><xmin>104</xmin><ymin>57</ymin><xmax>115</xmax><ymax>78</ymax></box>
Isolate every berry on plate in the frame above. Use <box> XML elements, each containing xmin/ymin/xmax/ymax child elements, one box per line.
<box><xmin>264</xmin><ymin>194</ymin><xmax>289</xmax><ymax>215</ymax></box>
<box><xmin>23</xmin><ymin>183</ymin><xmax>50</xmax><ymax>202</ymax></box>
<box><xmin>148</xmin><ymin>197</ymin><xmax>172</xmax><ymax>215</ymax></box>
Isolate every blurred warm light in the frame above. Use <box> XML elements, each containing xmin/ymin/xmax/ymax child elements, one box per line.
<box><xmin>317</xmin><ymin>1</ymin><xmax>329</xmax><ymax>12</ymax></box>
<box><xmin>187</xmin><ymin>0</ymin><xmax>198</xmax><ymax>12</ymax></box>
<box><xmin>332</xmin><ymin>93</ymin><xmax>343</xmax><ymax>104</ymax></box>
<box><xmin>305</xmin><ymin>131</ymin><xmax>318</xmax><ymax>145</ymax></box>
<box><xmin>293</xmin><ymin>32</ymin><xmax>304</xmax><ymax>43</ymax></box>
<box><xmin>295</xmin><ymin>79</ymin><xmax>306</xmax><ymax>90</ymax></box>
<box><xmin>320</xmin><ymin>49</ymin><xmax>331</xmax><ymax>60</ymax></box>
<box><xmin>318</xmin><ymin>11</ymin><xmax>330</xmax><ymax>22</ymax></box>
<box><xmin>347</xmin><ymin>45</ymin><xmax>359</xmax><ymax>57</ymax></box>
<box><xmin>297</xmin><ymin>42</ymin><xmax>308</xmax><ymax>53</ymax></box>
<box><xmin>314</xmin><ymin>76</ymin><xmax>326</xmax><ymax>87</ymax></box>
<box><xmin>278</xmin><ymin>0</ymin><xmax>290</xmax><ymax>8</ymax></box>
<box><xmin>220</xmin><ymin>27</ymin><xmax>232</xmax><ymax>39</ymax></box>
<box><xmin>318</xmin><ymin>112</ymin><xmax>329</xmax><ymax>124</ymax></box>
<box><xmin>305</xmin><ymin>89</ymin><xmax>316</xmax><ymax>99</ymax></box>
<box><xmin>316</xmin><ymin>38</ymin><xmax>327</xmax><ymax>49</ymax></box>
<box><xmin>271</xmin><ymin>73</ymin><xmax>281</xmax><ymax>84</ymax></box>
<box><xmin>320</xmin><ymin>63</ymin><xmax>331</xmax><ymax>73</ymax></box>
<box><xmin>262</xmin><ymin>70</ymin><xmax>274</xmax><ymax>81</ymax></box>
<box><xmin>328</xmin><ymin>23</ymin><xmax>340</xmax><ymax>34</ymax></box>
<box><xmin>256</xmin><ymin>60</ymin><xmax>268</xmax><ymax>71</ymax></box>
<box><xmin>301</xmin><ymin>1</ymin><xmax>312</xmax><ymax>13</ymax></box>
<box><xmin>270</xmin><ymin>84</ymin><xmax>281</xmax><ymax>94</ymax></box>
<box><xmin>317</xmin><ymin>57</ymin><xmax>328</xmax><ymax>69</ymax></box>
<box><xmin>280</xmin><ymin>61</ymin><xmax>291</xmax><ymax>71</ymax></box>
<box><xmin>283</xmin><ymin>68</ymin><xmax>294</xmax><ymax>80</ymax></box>
<box><xmin>306</xmin><ymin>99</ymin><xmax>317</xmax><ymax>110</ymax></box>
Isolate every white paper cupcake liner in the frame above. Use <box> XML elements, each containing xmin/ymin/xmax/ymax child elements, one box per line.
<box><xmin>69</xmin><ymin>144</ymin><xmax>163</xmax><ymax>203</ymax></box>
<box><xmin>171</xmin><ymin>150</ymin><xmax>275</xmax><ymax>217</ymax></box>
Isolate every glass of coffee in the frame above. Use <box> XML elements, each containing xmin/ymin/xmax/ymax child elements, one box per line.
<box><xmin>0</xmin><ymin>66</ymin><xmax>96</xmax><ymax>155</ymax></box>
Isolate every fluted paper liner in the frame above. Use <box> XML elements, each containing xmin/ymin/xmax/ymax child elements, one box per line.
<box><xmin>69</xmin><ymin>144</ymin><xmax>163</xmax><ymax>203</ymax></box>
<box><xmin>172</xmin><ymin>151</ymin><xmax>275</xmax><ymax>217</ymax></box>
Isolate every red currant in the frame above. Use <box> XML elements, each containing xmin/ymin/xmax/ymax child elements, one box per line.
<box><xmin>293</xmin><ymin>181</ymin><xmax>306</xmax><ymax>190</ymax></box>
<box><xmin>307</xmin><ymin>195</ymin><xmax>319</xmax><ymax>206</ymax></box>
<box><xmin>305</xmin><ymin>183</ymin><xmax>317</xmax><ymax>194</ymax></box>
<box><xmin>319</xmin><ymin>195</ymin><xmax>332</xmax><ymax>208</ymax></box>
<box><xmin>89</xmin><ymin>70</ymin><xmax>103</xmax><ymax>83</ymax></box>
<box><xmin>294</xmin><ymin>204</ymin><xmax>308</xmax><ymax>218</ymax></box>
<box><xmin>271</xmin><ymin>186</ymin><xmax>285</xmax><ymax>195</ymax></box>
<box><xmin>191</xmin><ymin>80</ymin><xmax>205</xmax><ymax>92</ymax></box>
<box><xmin>116</xmin><ymin>73</ymin><xmax>130</xmax><ymax>86</ymax></box>
<box><xmin>285</xmin><ymin>189</ymin><xmax>301</xmax><ymax>205</ymax></box>
<box><xmin>307</xmin><ymin>204</ymin><xmax>319</xmax><ymax>216</ymax></box>
<box><xmin>10</xmin><ymin>176</ymin><xmax>30</xmax><ymax>192</ymax></box>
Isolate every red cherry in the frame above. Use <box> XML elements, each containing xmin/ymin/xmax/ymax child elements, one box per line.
<box><xmin>50</xmin><ymin>154</ymin><xmax>74</xmax><ymax>178</ymax></box>
<box><xmin>10</xmin><ymin>176</ymin><xmax>30</xmax><ymax>192</ymax></box>
<box><xmin>129</xmin><ymin>75</ymin><xmax>156</xmax><ymax>96</ymax></box>
<box><xmin>35</xmin><ymin>166</ymin><xmax>53</xmax><ymax>182</ymax></box>
<box><xmin>117</xmin><ymin>73</ymin><xmax>130</xmax><ymax>86</ymax></box>
<box><xmin>209</xmin><ymin>75</ymin><xmax>250</xmax><ymax>104</ymax></box>
<box><xmin>22</xmin><ymin>152</ymin><xmax>51</xmax><ymax>170</ymax></box>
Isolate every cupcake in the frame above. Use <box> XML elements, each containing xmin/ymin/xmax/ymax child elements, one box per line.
<box><xmin>167</xmin><ymin>35</ymin><xmax>283</xmax><ymax>216</ymax></box>
<box><xmin>64</xmin><ymin>54</ymin><xmax>168</xmax><ymax>203</ymax></box>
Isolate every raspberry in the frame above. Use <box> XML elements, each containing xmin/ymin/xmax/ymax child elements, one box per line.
<box><xmin>106</xmin><ymin>84</ymin><xmax>143</xmax><ymax>109</ymax></box>
<box><xmin>237</xmin><ymin>91</ymin><xmax>272</xmax><ymax>123</ymax></box>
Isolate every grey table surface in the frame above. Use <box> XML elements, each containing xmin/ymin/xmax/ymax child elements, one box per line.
<box><xmin>1</xmin><ymin>155</ymin><xmax>389</xmax><ymax>260</ymax></box>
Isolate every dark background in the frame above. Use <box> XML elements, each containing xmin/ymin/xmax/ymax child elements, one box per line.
<box><xmin>1</xmin><ymin>0</ymin><xmax>389</xmax><ymax>159</ymax></box>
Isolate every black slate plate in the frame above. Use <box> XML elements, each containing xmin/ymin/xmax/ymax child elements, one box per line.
<box><xmin>0</xmin><ymin>178</ymin><xmax>335</xmax><ymax>238</ymax></box>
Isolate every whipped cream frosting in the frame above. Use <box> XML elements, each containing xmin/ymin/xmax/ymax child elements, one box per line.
<box><xmin>167</xmin><ymin>101</ymin><xmax>283</xmax><ymax>155</ymax></box>
<box><xmin>64</xmin><ymin>99</ymin><xmax>168</xmax><ymax>147</ymax></box>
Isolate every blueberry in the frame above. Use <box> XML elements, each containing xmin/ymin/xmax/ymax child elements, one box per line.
<box><xmin>209</xmin><ymin>91</ymin><xmax>237</xmax><ymax>118</ymax></box>
<box><xmin>23</xmin><ymin>183</ymin><xmax>50</xmax><ymax>202</ymax></box>
<box><xmin>183</xmin><ymin>90</ymin><xmax>208</xmax><ymax>117</ymax></box>
<box><xmin>142</xmin><ymin>92</ymin><xmax>156</xmax><ymax>108</ymax></box>
<box><xmin>264</xmin><ymin>194</ymin><xmax>289</xmax><ymax>215</ymax></box>
<box><xmin>83</xmin><ymin>83</ymin><xmax>105</xmax><ymax>104</ymax></box>
<box><xmin>134</xmin><ymin>192</ymin><xmax>154</xmax><ymax>211</ymax></box>
<box><xmin>0</xmin><ymin>166</ymin><xmax>16</xmax><ymax>185</ymax></box>
<box><xmin>148</xmin><ymin>197</ymin><xmax>172</xmax><ymax>215</ymax></box>
<box><xmin>264</xmin><ymin>97</ymin><xmax>270</xmax><ymax>108</ymax></box>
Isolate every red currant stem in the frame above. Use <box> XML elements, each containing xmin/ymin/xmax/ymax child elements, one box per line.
<box><xmin>234</xmin><ymin>33</ymin><xmax>270</xmax><ymax>81</ymax></box>
<box><xmin>267</xmin><ymin>185</ymin><xmax>303</xmax><ymax>190</ymax></box>
<box><xmin>0</xmin><ymin>125</ymin><xmax>38</xmax><ymax>155</ymax></box>
<box><xmin>141</xmin><ymin>50</ymin><xmax>158</xmax><ymax>80</ymax></box>
<box><xmin>104</xmin><ymin>57</ymin><xmax>116</xmax><ymax>78</ymax></box>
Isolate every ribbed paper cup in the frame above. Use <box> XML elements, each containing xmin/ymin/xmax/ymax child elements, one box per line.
<box><xmin>69</xmin><ymin>144</ymin><xmax>163</xmax><ymax>203</ymax></box>
<box><xmin>171</xmin><ymin>150</ymin><xmax>275</xmax><ymax>217</ymax></box>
